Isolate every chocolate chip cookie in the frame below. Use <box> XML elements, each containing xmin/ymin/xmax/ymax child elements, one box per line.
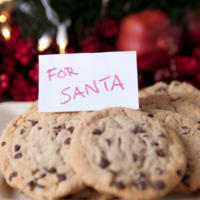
<box><xmin>70</xmin><ymin>107</ymin><xmax>187</xmax><ymax>200</ymax></box>
<box><xmin>140</xmin><ymin>107</ymin><xmax>200</xmax><ymax>193</ymax></box>
<box><xmin>140</xmin><ymin>94</ymin><xmax>200</xmax><ymax>123</ymax></box>
<box><xmin>139</xmin><ymin>81</ymin><xmax>200</xmax><ymax>98</ymax></box>
<box><xmin>0</xmin><ymin>106</ymin><xmax>90</xmax><ymax>200</ymax></box>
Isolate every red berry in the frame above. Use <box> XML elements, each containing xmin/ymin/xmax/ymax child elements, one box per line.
<box><xmin>1</xmin><ymin>82</ymin><xmax>9</xmax><ymax>90</ymax></box>
<box><xmin>0</xmin><ymin>73</ymin><xmax>9</xmax><ymax>81</ymax></box>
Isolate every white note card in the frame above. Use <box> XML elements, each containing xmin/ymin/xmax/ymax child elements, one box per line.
<box><xmin>38</xmin><ymin>51</ymin><xmax>139</xmax><ymax>112</ymax></box>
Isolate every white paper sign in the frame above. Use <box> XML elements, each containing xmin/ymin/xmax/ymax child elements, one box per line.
<box><xmin>38</xmin><ymin>51</ymin><xmax>139</xmax><ymax>112</ymax></box>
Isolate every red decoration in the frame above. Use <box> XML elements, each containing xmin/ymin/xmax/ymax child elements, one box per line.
<box><xmin>115</xmin><ymin>10</ymin><xmax>182</xmax><ymax>72</ymax></box>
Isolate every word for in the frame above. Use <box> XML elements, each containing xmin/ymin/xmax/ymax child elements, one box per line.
<box><xmin>47</xmin><ymin>67</ymin><xmax>78</xmax><ymax>81</ymax></box>
<box><xmin>60</xmin><ymin>75</ymin><xmax>124</xmax><ymax>104</ymax></box>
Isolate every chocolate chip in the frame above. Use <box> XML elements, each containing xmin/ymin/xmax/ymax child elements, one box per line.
<box><xmin>197</xmin><ymin>120</ymin><xmax>200</xmax><ymax>124</ymax></box>
<box><xmin>53</xmin><ymin>125</ymin><xmax>62</xmax><ymax>129</ymax></box>
<box><xmin>62</xmin><ymin>195</ymin><xmax>73</xmax><ymax>199</ymax></box>
<box><xmin>113</xmin><ymin>181</ymin><xmax>125</xmax><ymax>189</ymax></box>
<box><xmin>177</xmin><ymin>170</ymin><xmax>182</xmax><ymax>176</ymax></box>
<box><xmin>174</xmin><ymin>83</ymin><xmax>179</xmax><ymax>86</ymax></box>
<box><xmin>143</xmin><ymin>135</ymin><xmax>149</xmax><ymax>137</ymax></box>
<box><xmin>67</xmin><ymin>126</ymin><xmax>74</xmax><ymax>134</ymax></box>
<box><xmin>152</xmin><ymin>181</ymin><xmax>166</xmax><ymax>190</ymax></box>
<box><xmin>21</xmin><ymin>129</ymin><xmax>26</xmax><ymax>134</ymax></box>
<box><xmin>40</xmin><ymin>174</ymin><xmax>46</xmax><ymax>178</ymax></box>
<box><xmin>106</xmin><ymin>139</ymin><xmax>111</xmax><ymax>146</ymax></box>
<box><xmin>147</xmin><ymin>113</ymin><xmax>154</xmax><ymax>118</ymax></box>
<box><xmin>135</xmin><ymin>181</ymin><xmax>146</xmax><ymax>190</ymax></box>
<box><xmin>157</xmin><ymin>149</ymin><xmax>165</xmax><ymax>157</ymax></box>
<box><xmin>13</xmin><ymin>123</ymin><xmax>18</xmax><ymax>128</ymax></box>
<box><xmin>99</xmin><ymin>157</ymin><xmax>110</xmax><ymax>168</ymax></box>
<box><xmin>27</xmin><ymin>180</ymin><xmax>35</xmax><ymax>187</ymax></box>
<box><xmin>28</xmin><ymin>120</ymin><xmax>38</xmax><ymax>126</ymax></box>
<box><xmin>135</xmin><ymin>127</ymin><xmax>145</xmax><ymax>134</ymax></box>
<box><xmin>57</xmin><ymin>174</ymin><xmax>66</xmax><ymax>182</ymax></box>
<box><xmin>182</xmin><ymin>175</ymin><xmax>189</xmax><ymax>187</ymax></box>
<box><xmin>159</xmin><ymin>134</ymin><xmax>165</xmax><ymax>138</ymax></box>
<box><xmin>155</xmin><ymin>168</ymin><xmax>164</xmax><ymax>175</ymax></box>
<box><xmin>187</xmin><ymin>163</ymin><xmax>190</xmax><ymax>168</ymax></box>
<box><xmin>37</xmin><ymin>184</ymin><xmax>45</xmax><ymax>188</ymax></box>
<box><xmin>197</xmin><ymin>126</ymin><xmax>200</xmax><ymax>131</ymax></box>
<box><xmin>118</xmin><ymin>138</ymin><xmax>121</xmax><ymax>145</ymax></box>
<box><xmin>14</xmin><ymin>145</ymin><xmax>21</xmax><ymax>152</ymax></box>
<box><xmin>1</xmin><ymin>141</ymin><xmax>6</xmax><ymax>146</ymax></box>
<box><xmin>181</xmin><ymin>126</ymin><xmax>188</xmax><ymax>129</ymax></box>
<box><xmin>133</xmin><ymin>154</ymin><xmax>138</xmax><ymax>162</ymax></box>
<box><xmin>60</xmin><ymin>195</ymin><xmax>73</xmax><ymax>199</ymax></box>
<box><xmin>64</xmin><ymin>138</ymin><xmax>71</xmax><ymax>145</ymax></box>
<box><xmin>33</xmin><ymin>169</ymin><xmax>39</xmax><ymax>174</ymax></box>
<box><xmin>172</xmin><ymin>97</ymin><xmax>182</xmax><ymax>102</ymax></box>
<box><xmin>9</xmin><ymin>172</ymin><xmax>18</xmax><ymax>181</ymax></box>
<box><xmin>108</xmin><ymin>169</ymin><xmax>117</xmax><ymax>175</ymax></box>
<box><xmin>79</xmin><ymin>198</ymin><xmax>87</xmax><ymax>200</ymax></box>
<box><xmin>38</xmin><ymin>127</ymin><xmax>42</xmax><ymax>130</ymax></box>
<box><xmin>93</xmin><ymin>129</ymin><xmax>102</xmax><ymax>135</ymax></box>
<box><xmin>14</xmin><ymin>153</ymin><xmax>22</xmax><ymax>159</ymax></box>
<box><xmin>151</xmin><ymin>141</ymin><xmax>159</xmax><ymax>146</ymax></box>
<box><xmin>46</xmin><ymin>167</ymin><xmax>57</xmax><ymax>173</ymax></box>
<box><xmin>157</xmin><ymin>87</ymin><xmax>167</xmax><ymax>93</ymax></box>
<box><xmin>139</xmin><ymin>172</ymin><xmax>146</xmax><ymax>178</ymax></box>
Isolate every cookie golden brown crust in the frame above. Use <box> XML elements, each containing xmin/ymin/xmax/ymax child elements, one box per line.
<box><xmin>140</xmin><ymin>107</ymin><xmax>200</xmax><ymax>194</ymax></box>
<box><xmin>0</xmin><ymin>105</ymin><xmax>91</xmax><ymax>200</ymax></box>
<box><xmin>70</xmin><ymin>107</ymin><xmax>187</xmax><ymax>200</ymax></box>
<box><xmin>139</xmin><ymin>81</ymin><xmax>200</xmax><ymax>98</ymax></box>
<box><xmin>140</xmin><ymin>94</ymin><xmax>200</xmax><ymax>123</ymax></box>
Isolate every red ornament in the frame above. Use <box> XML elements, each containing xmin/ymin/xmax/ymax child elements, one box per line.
<box><xmin>115</xmin><ymin>10</ymin><xmax>182</xmax><ymax>72</ymax></box>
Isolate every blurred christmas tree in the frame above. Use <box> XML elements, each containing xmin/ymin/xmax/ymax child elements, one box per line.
<box><xmin>1</xmin><ymin>0</ymin><xmax>200</xmax><ymax>101</ymax></box>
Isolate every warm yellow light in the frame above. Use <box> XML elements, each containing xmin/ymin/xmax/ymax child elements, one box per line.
<box><xmin>2</xmin><ymin>27</ymin><xmax>10</xmax><ymax>40</ymax></box>
<box><xmin>38</xmin><ymin>42</ymin><xmax>48</xmax><ymax>52</ymax></box>
<box><xmin>0</xmin><ymin>15</ymin><xmax>7</xmax><ymax>23</ymax></box>
<box><xmin>59</xmin><ymin>41</ymin><xmax>68</xmax><ymax>54</ymax></box>
<box><xmin>0</xmin><ymin>0</ymin><xmax>11</xmax><ymax>3</ymax></box>
<box><xmin>60</xmin><ymin>41</ymin><xmax>67</xmax><ymax>49</ymax></box>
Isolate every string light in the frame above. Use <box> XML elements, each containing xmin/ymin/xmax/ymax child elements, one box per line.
<box><xmin>41</xmin><ymin>0</ymin><xmax>71</xmax><ymax>54</ymax></box>
<box><xmin>0</xmin><ymin>15</ymin><xmax>6</xmax><ymax>23</ymax></box>
<box><xmin>1</xmin><ymin>26</ymin><xmax>10</xmax><ymax>40</ymax></box>
<box><xmin>0</xmin><ymin>0</ymin><xmax>11</xmax><ymax>4</ymax></box>
<box><xmin>56</xmin><ymin>21</ymin><xmax>71</xmax><ymax>54</ymax></box>
<box><xmin>0</xmin><ymin>11</ymin><xmax>9</xmax><ymax>23</ymax></box>
<box><xmin>59</xmin><ymin>41</ymin><xmax>68</xmax><ymax>54</ymax></box>
<box><xmin>38</xmin><ymin>32</ymin><xmax>53</xmax><ymax>52</ymax></box>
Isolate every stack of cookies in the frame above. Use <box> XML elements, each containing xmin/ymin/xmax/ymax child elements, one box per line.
<box><xmin>0</xmin><ymin>80</ymin><xmax>200</xmax><ymax>200</ymax></box>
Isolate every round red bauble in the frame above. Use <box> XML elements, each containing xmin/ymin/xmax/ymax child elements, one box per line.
<box><xmin>115</xmin><ymin>10</ymin><xmax>182</xmax><ymax>72</ymax></box>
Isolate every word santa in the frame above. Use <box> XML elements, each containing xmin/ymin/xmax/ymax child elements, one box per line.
<box><xmin>47</xmin><ymin>67</ymin><xmax>125</xmax><ymax>104</ymax></box>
